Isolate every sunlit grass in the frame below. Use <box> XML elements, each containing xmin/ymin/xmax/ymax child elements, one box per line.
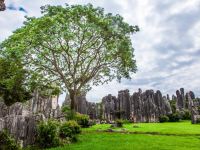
<box><xmin>83</xmin><ymin>120</ymin><xmax>200</xmax><ymax>135</ymax></box>
<box><xmin>50</xmin><ymin>132</ymin><xmax>200</xmax><ymax>150</ymax></box>
<box><xmin>49</xmin><ymin>121</ymin><xmax>200</xmax><ymax>150</ymax></box>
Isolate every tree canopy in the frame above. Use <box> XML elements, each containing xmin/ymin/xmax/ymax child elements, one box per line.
<box><xmin>0</xmin><ymin>54</ymin><xmax>31</xmax><ymax>105</ymax></box>
<box><xmin>0</xmin><ymin>4</ymin><xmax>139</xmax><ymax>109</ymax></box>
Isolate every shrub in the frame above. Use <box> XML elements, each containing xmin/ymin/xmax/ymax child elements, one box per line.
<box><xmin>196</xmin><ymin>118</ymin><xmax>200</xmax><ymax>124</ymax></box>
<box><xmin>168</xmin><ymin>113</ymin><xmax>180</xmax><ymax>122</ymax></box>
<box><xmin>159</xmin><ymin>115</ymin><xmax>169</xmax><ymax>123</ymax></box>
<box><xmin>123</xmin><ymin>119</ymin><xmax>131</xmax><ymax>124</ymax></box>
<box><xmin>197</xmin><ymin>105</ymin><xmax>200</xmax><ymax>113</ymax></box>
<box><xmin>23</xmin><ymin>145</ymin><xmax>39</xmax><ymax>150</ymax></box>
<box><xmin>169</xmin><ymin>100</ymin><xmax>177</xmax><ymax>113</ymax></box>
<box><xmin>76</xmin><ymin>113</ymin><xmax>90</xmax><ymax>128</ymax></box>
<box><xmin>59</xmin><ymin>120</ymin><xmax>81</xmax><ymax>139</ymax></box>
<box><xmin>36</xmin><ymin>120</ymin><xmax>60</xmax><ymax>148</ymax></box>
<box><xmin>62</xmin><ymin>106</ymin><xmax>77</xmax><ymax>120</ymax></box>
<box><xmin>182</xmin><ymin>110</ymin><xmax>191</xmax><ymax>120</ymax></box>
<box><xmin>116</xmin><ymin>119</ymin><xmax>123</xmax><ymax>127</ymax></box>
<box><xmin>0</xmin><ymin>130</ymin><xmax>21</xmax><ymax>150</ymax></box>
<box><xmin>88</xmin><ymin>120</ymin><xmax>96</xmax><ymax>126</ymax></box>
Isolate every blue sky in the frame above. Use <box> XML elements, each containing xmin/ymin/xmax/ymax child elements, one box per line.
<box><xmin>0</xmin><ymin>0</ymin><xmax>200</xmax><ymax>104</ymax></box>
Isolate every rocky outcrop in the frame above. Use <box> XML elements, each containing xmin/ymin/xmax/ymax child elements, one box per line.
<box><xmin>87</xmin><ymin>102</ymin><xmax>99</xmax><ymax>119</ymax></box>
<box><xmin>0</xmin><ymin>0</ymin><xmax>6</xmax><ymax>11</ymax></box>
<box><xmin>185</xmin><ymin>91</ymin><xmax>200</xmax><ymax>124</ymax></box>
<box><xmin>76</xmin><ymin>94</ymin><xmax>87</xmax><ymax>114</ymax></box>
<box><xmin>176</xmin><ymin>88</ymin><xmax>185</xmax><ymax>110</ymax></box>
<box><xmin>30</xmin><ymin>90</ymin><xmax>61</xmax><ymax>118</ymax></box>
<box><xmin>101</xmin><ymin>89</ymin><xmax>172</xmax><ymax>122</ymax></box>
<box><xmin>102</xmin><ymin>94</ymin><xmax>117</xmax><ymax>121</ymax></box>
<box><xmin>64</xmin><ymin>88</ymin><xmax>200</xmax><ymax>124</ymax></box>
<box><xmin>130</xmin><ymin>89</ymin><xmax>172</xmax><ymax>122</ymax></box>
<box><xmin>63</xmin><ymin>93</ymin><xmax>99</xmax><ymax>120</ymax></box>
<box><xmin>0</xmin><ymin>92</ymin><xmax>61</xmax><ymax>147</ymax></box>
<box><xmin>118</xmin><ymin>90</ymin><xmax>131</xmax><ymax>120</ymax></box>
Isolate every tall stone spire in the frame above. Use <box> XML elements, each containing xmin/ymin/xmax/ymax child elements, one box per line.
<box><xmin>0</xmin><ymin>0</ymin><xmax>6</xmax><ymax>11</ymax></box>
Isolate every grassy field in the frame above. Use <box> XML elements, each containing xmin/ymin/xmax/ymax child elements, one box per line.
<box><xmin>84</xmin><ymin>120</ymin><xmax>200</xmax><ymax>135</ymax></box>
<box><xmin>50</xmin><ymin>121</ymin><xmax>200</xmax><ymax>150</ymax></box>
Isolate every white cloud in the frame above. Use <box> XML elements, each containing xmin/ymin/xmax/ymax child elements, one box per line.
<box><xmin>1</xmin><ymin>0</ymin><xmax>200</xmax><ymax>104</ymax></box>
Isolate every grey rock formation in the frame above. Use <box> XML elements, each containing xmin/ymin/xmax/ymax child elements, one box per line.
<box><xmin>63</xmin><ymin>93</ymin><xmax>99</xmax><ymax>119</ymax></box>
<box><xmin>185</xmin><ymin>91</ymin><xmax>200</xmax><ymax>124</ymax></box>
<box><xmin>87</xmin><ymin>102</ymin><xmax>98</xmax><ymax>119</ymax></box>
<box><xmin>76</xmin><ymin>94</ymin><xmax>87</xmax><ymax>114</ymax></box>
<box><xmin>101</xmin><ymin>89</ymin><xmax>172</xmax><ymax>122</ymax></box>
<box><xmin>30</xmin><ymin>90</ymin><xmax>61</xmax><ymax>118</ymax></box>
<box><xmin>130</xmin><ymin>89</ymin><xmax>171</xmax><ymax>122</ymax></box>
<box><xmin>118</xmin><ymin>90</ymin><xmax>130</xmax><ymax>120</ymax></box>
<box><xmin>102</xmin><ymin>94</ymin><xmax>117</xmax><ymax>121</ymax></box>
<box><xmin>167</xmin><ymin>94</ymin><xmax>170</xmax><ymax>100</ymax></box>
<box><xmin>0</xmin><ymin>92</ymin><xmax>61</xmax><ymax>147</ymax></box>
<box><xmin>0</xmin><ymin>0</ymin><xmax>5</xmax><ymax>11</ymax></box>
<box><xmin>3</xmin><ymin>115</ymin><xmax>37</xmax><ymax>146</ymax></box>
<box><xmin>176</xmin><ymin>88</ymin><xmax>185</xmax><ymax>110</ymax></box>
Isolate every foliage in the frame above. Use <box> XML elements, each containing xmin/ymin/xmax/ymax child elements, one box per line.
<box><xmin>114</xmin><ymin>110</ymin><xmax>125</xmax><ymax>119</ymax></box>
<box><xmin>0</xmin><ymin>54</ymin><xmax>61</xmax><ymax>106</ymax></box>
<box><xmin>59</xmin><ymin>120</ymin><xmax>81</xmax><ymax>142</ymax></box>
<box><xmin>115</xmin><ymin>119</ymin><xmax>123</xmax><ymax>127</ymax></box>
<box><xmin>169</xmin><ymin>100</ymin><xmax>177</xmax><ymax>114</ymax></box>
<box><xmin>167</xmin><ymin>113</ymin><xmax>180</xmax><ymax>122</ymax></box>
<box><xmin>122</xmin><ymin>119</ymin><xmax>131</xmax><ymax>124</ymax></box>
<box><xmin>196</xmin><ymin>118</ymin><xmax>200</xmax><ymax>124</ymax></box>
<box><xmin>62</xmin><ymin>105</ymin><xmax>77</xmax><ymax>120</ymax></box>
<box><xmin>36</xmin><ymin>120</ymin><xmax>60</xmax><ymax>148</ymax></box>
<box><xmin>64</xmin><ymin>120</ymin><xmax>81</xmax><ymax>135</ymax></box>
<box><xmin>182</xmin><ymin>110</ymin><xmax>191</xmax><ymax>120</ymax></box>
<box><xmin>159</xmin><ymin>115</ymin><xmax>169</xmax><ymax>123</ymax></box>
<box><xmin>0</xmin><ymin>57</ymin><xmax>32</xmax><ymax>106</ymax></box>
<box><xmin>0</xmin><ymin>130</ymin><xmax>21</xmax><ymax>150</ymax></box>
<box><xmin>197</xmin><ymin>106</ymin><xmax>200</xmax><ymax>113</ymax></box>
<box><xmin>62</xmin><ymin>106</ymin><xmax>91</xmax><ymax>128</ymax></box>
<box><xmin>76</xmin><ymin>113</ymin><xmax>90</xmax><ymax>128</ymax></box>
<box><xmin>88</xmin><ymin>120</ymin><xmax>96</xmax><ymax>126</ymax></box>
<box><xmin>0</xmin><ymin>4</ymin><xmax>139</xmax><ymax>110</ymax></box>
<box><xmin>22</xmin><ymin>145</ymin><xmax>39</xmax><ymax>150</ymax></box>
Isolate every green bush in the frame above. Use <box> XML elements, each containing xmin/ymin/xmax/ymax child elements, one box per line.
<box><xmin>0</xmin><ymin>130</ymin><xmax>21</xmax><ymax>150</ymax></box>
<box><xmin>36</xmin><ymin>120</ymin><xmax>60</xmax><ymax>149</ymax></box>
<box><xmin>182</xmin><ymin>110</ymin><xmax>191</xmax><ymax>120</ymax></box>
<box><xmin>168</xmin><ymin>113</ymin><xmax>180</xmax><ymax>122</ymax></box>
<box><xmin>196</xmin><ymin>118</ymin><xmax>200</xmax><ymax>124</ymax></box>
<box><xmin>23</xmin><ymin>145</ymin><xmax>39</xmax><ymax>150</ymax></box>
<box><xmin>123</xmin><ymin>119</ymin><xmax>131</xmax><ymax>124</ymax></box>
<box><xmin>62</xmin><ymin>106</ymin><xmax>77</xmax><ymax>120</ymax></box>
<box><xmin>76</xmin><ymin>113</ymin><xmax>90</xmax><ymax>128</ymax></box>
<box><xmin>159</xmin><ymin>115</ymin><xmax>169</xmax><ymax>123</ymax></box>
<box><xmin>59</xmin><ymin>120</ymin><xmax>81</xmax><ymax>139</ymax></box>
<box><xmin>116</xmin><ymin>119</ymin><xmax>123</xmax><ymax>127</ymax></box>
<box><xmin>198</xmin><ymin>106</ymin><xmax>200</xmax><ymax>113</ymax></box>
<box><xmin>88</xmin><ymin>120</ymin><xmax>96</xmax><ymax>126</ymax></box>
<box><xmin>169</xmin><ymin>100</ymin><xmax>177</xmax><ymax>113</ymax></box>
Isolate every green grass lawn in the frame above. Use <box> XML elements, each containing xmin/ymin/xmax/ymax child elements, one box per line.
<box><xmin>83</xmin><ymin>120</ymin><xmax>200</xmax><ymax>135</ymax></box>
<box><xmin>50</xmin><ymin>121</ymin><xmax>200</xmax><ymax>150</ymax></box>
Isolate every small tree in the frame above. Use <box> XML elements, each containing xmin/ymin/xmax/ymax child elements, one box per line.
<box><xmin>0</xmin><ymin>55</ymin><xmax>32</xmax><ymax>106</ymax></box>
<box><xmin>0</xmin><ymin>4</ymin><xmax>139</xmax><ymax>110</ymax></box>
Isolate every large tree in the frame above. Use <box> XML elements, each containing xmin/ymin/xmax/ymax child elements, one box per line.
<box><xmin>0</xmin><ymin>4</ymin><xmax>139</xmax><ymax>110</ymax></box>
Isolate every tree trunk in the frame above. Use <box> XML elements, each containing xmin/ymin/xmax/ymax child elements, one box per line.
<box><xmin>69</xmin><ymin>90</ymin><xmax>76</xmax><ymax>111</ymax></box>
